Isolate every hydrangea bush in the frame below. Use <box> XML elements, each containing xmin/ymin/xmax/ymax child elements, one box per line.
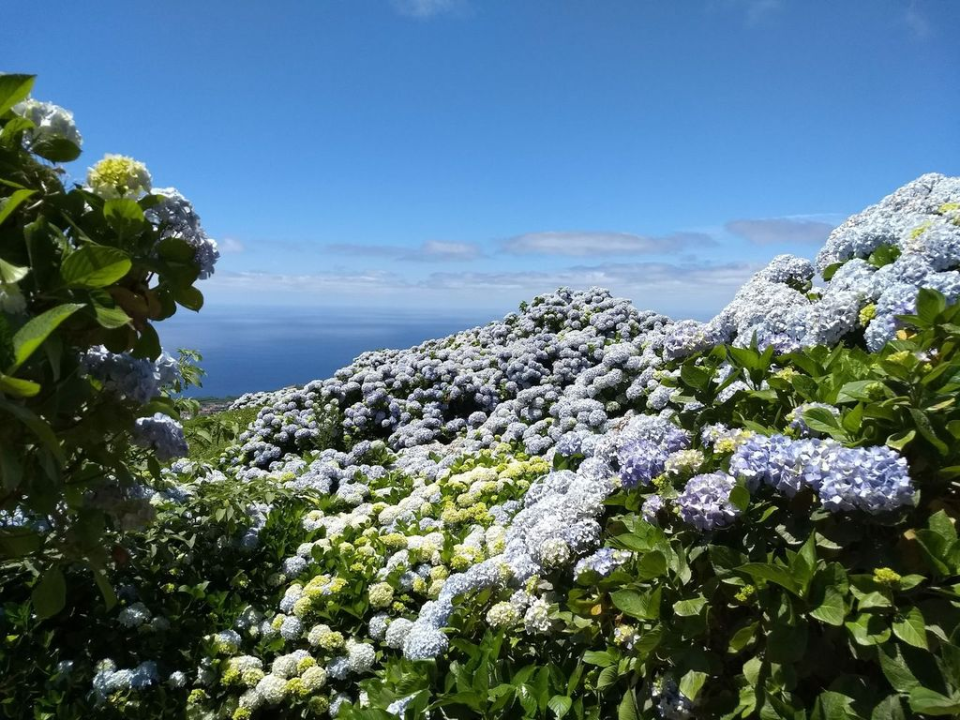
<box><xmin>0</xmin><ymin>74</ymin><xmax>216</xmax><ymax>618</ymax></box>
<box><xmin>2</xmin><ymin>75</ymin><xmax>960</xmax><ymax>718</ymax></box>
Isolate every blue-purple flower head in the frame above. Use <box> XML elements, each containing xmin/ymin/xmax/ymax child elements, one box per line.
<box><xmin>133</xmin><ymin>413</ymin><xmax>188</xmax><ymax>461</ymax></box>
<box><xmin>617</xmin><ymin>416</ymin><xmax>690</xmax><ymax>488</ymax></box>
<box><xmin>729</xmin><ymin>433</ymin><xmax>914</xmax><ymax>514</ymax></box>
<box><xmin>574</xmin><ymin>547</ymin><xmax>630</xmax><ymax>579</ymax></box>
<box><xmin>677</xmin><ymin>472</ymin><xmax>740</xmax><ymax>531</ymax></box>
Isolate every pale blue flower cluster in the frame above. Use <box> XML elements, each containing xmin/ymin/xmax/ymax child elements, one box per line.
<box><xmin>92</xmin><ymin>659</ymin><xmax>159</xmax><ymax>701</ymax></box>
<box><xmin>574</xmin><ymin>547</ymin><xmax>630</xmax><ymax>578</ymax></box>
<box><xmin>617</xmin><ymin>415</ymin><xmax>691</xmax><ymax>488</ymax></box>
<box><xmin>146</xmin><ymin>188</ymin><xmax>220</xmax><ymax>279</ymax></box>
<box><xmin>132</xmin><ymin>413</ymin><xmax>188</xmax><ymax>461</ymax></box>
<box><xmin>676</xmin><ymin>472</ymin><xmax>740</xmax><ymax>531</ymax></box>
<box><xmin>730</xmin><ymin>433</ymin><xmax>913</xmax><ymax>513</ymax></box>
<box><xmin>12</xmin><ymin>98</ymin><xmax>83</xmax><ymax>148</ymax></box>
<box><xmin>81</xmin><ymin>347</ymin><xmax>180</xmax><ymax>404</ymax></box>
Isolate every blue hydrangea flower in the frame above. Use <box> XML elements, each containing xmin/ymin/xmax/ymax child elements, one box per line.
<box><xmin>677</xmin><ymin>472</ymin><xmax>739</xmax><ymax>531</ymax></box>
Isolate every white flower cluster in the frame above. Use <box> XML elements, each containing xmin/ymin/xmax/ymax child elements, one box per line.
<box><xmin>12</xmin><ymin>97</ymin><xmax>83</xmax><ymax>148</ymax></box>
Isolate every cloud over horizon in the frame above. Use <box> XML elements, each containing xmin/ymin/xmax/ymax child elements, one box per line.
<box><xmin>391</xmin><ymin>0</ymin><xmax>465</xmax><ymax>18</ymax></box>
<box><xmin>501</xmin><ymin>231</ymin><xmax>716</xmax><ymax>257</ymax></box>
<box><xmin>725</xmin><ymin>217</ymin><xmax>836</xmax><ymax>245</ymax></box>
<box><xmin>326</xmin><ymin>240</ymin><xmax>483</xmax><ymax>262</ymax></box>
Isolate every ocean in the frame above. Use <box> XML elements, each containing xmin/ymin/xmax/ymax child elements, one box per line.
<box><xmin>160</xmin><ymin>306</ymin><xmax>496</xmax><ymax>398</ymax></box>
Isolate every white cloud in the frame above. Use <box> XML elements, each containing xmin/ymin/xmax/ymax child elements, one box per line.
<box><xmin>725</xmin><ymin>217</ymin><xmax>836</xmax><ymax>245</ymax></box>
<box><xmin>203</xmin><ymin>260</ymin><xmax>757</xmax><ymax>319</ymax></box>
<box><xmin>905</xmin><ymin>3</ymin><xmax>932</xmax><ymax>39</ymax></box>
<box><xmin>326</xmin><ymin>240</ymin><xmax>483</xmax><ymax>262</ymax></box>
<box><xmin>219</xmin><ymin>237</ymin><xmax>245</xmax><ymax>254</ymax></box>
<box><xmin>392</xmin><ymin>0</ymin><xmax>464</xmax><ymax>18</ymax></box>
<box><xmin>502</xmin><ymin>231</ymin><xmax>714</xmax><ymax>257</ymax></box>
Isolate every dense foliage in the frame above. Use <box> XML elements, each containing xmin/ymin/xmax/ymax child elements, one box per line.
<box><xmin>0</xmin><ymin>76</ymin><xmax>216</xmax><ymax>623</ymax></box>
<box><xmin>3</xmin><ymin>76</ymin><xmax>960</xmax><ymax>720</ymax></box>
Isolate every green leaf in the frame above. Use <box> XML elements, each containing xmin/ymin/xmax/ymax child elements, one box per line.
<box><xmin>610</xmin><ymin>587</ymin><xmax>660</xmax><ymax>620</ymax></box>
<box><xmin>175</xmin><ymin>285</ymin><xmax>204</xmax><ymax>312</ymax></box>
<box><xmin>10</xmin><ymin>303</ymin><xmax>84</xmax><ymax>372</ymax></box>
<box><xmin>809</xmin><ymin>586</ymin><xmax>846</xmax><ymax>626</ymax></box>
<box><xmin>916</xmin><ymin>288</ymin><xmax>947</xmax><ymax>325</ymax></box>
<box><xmin>583</xmin><ymin>650</ymin><xmax>617</xmax><ymax>668</ymax></box>
<box><xmin>845</xmin><ymin>612</ymin><xmax>891</xmax><ymax>646</ymax></box>
<box><xmin>909</xmin><ymin>407</ymin><xmax>949</xmax><ymax>455</ymax></box>
<box><xmin>0</xmin><ymin>397</ymin><xmax>64</xmax><ymax>463</ymax></box>
<box><xmin>679</xmin><ymin>671</ymin><xmax>707</xmax><ymax>702</ymax></box>
<box><xmin>617</xmin><ymin>689</ymin><xmax>640</xmax><ymax>720</ymax></box>
<box><xmin>0</xmin><ymin>257</ymin><xmax>30</xmax><ymax>284</ymax></box>
<box><xmin>681</xmin><ymin>363</ymin><xmax>712</xmax><ymax>391</ymax></box>
<box><xmin>157</xmin><ymin>236</ymin><xmax>197</xmax><ymax>262</ymax></box>
<box><xmin>32</xmin><ymin>567</ymin><xmax>66</xmax><ymax>619</ymax></box>
<box><xmin>892</xmin><ymin>607</ymin><xmax>928</xmax><ymax>650</ymax></box>
<box><xmin>908</xmin><ymin>688</ymin><xmax>960</xmax><ymax>716</ymax></box>
<box><xmin>103</xmin><ymin>198</ymin><xmax>146</xmax><ymax>236</ymax></box>
<box><xmin>596</xmin><ymin>665</ymin><xmax>619</xmax><ymax>690</ymax></box>
<box><xmin>871</xmin><ymin>695</ymin><xmax>906</xmax><ymax>720</ymax></box>
<box><xmin>92</xmin><ymin>303</ymin><xmax>132</xmax><ymax>329</ymax></box>
<box><xmin>0</xmin><ymin>74</ymin><xmax>35</xmax><ymax>115</ymax></box>
<box><xmin>636</xmin><ymin>550</ymin><xmax>667</xmax><ymax>579</ymax></box>
<box><xmin>29</xmin><ymin>135</ymin><xmax>81</xmax><ymax>163</ymax></box>
<box><xmin>822</xmin><ymin>262</ymin><xmax>843</xmax><ymax>281</ymax></box>
<box><xmin>548</xmin><ymin>695</ymin><xmax>572</xmax><ymax>719</ymax></box>
<box><xmin>886</xmin><ymin>430</ymin><xmax>916</xmax><ymax>451</ymax></box>
<box><xmin>728</xmin><ymin>622</ymin><xmax>757</xmax><ymax>653</ymax></box>
<box><xmin>730</xmin><ymin>485</ymin><xmax>750</xmax><ymax>511</ymax></box>
<box><xmin>877</xmin><ymin>643</ymin><xmax>919</xmax><ymax>693</ymax></box>
<box><xmin>868</xmin><ymin>243</ymin><xmax>901</xmax><ymax>269</ymax></box>
<box><xmin>673</xmin><ymin>596</ymin><xmax>707</xmax><ymax>617</ymax></box>
<box><xmin>803</xmin><ymin>406</ymin><xmax>845</xmax><ymax>438</ymax></box>
<box><xmin>0</xmin><ymin>188</ymin><xmax>37</xmax><ymax>227</ymax></box>
<box><xmin>60</xmin><ymin>246</ymin><xmax>132</xmax><ymax>289</ymax></box>
<box><xmin>0</xmin><ymin>528</ymin><xmax>41</xmax><ymax>557</ymax></box>
<box><xmin>0</xmin><ymin>373</ymin><xmax>41</xmax><ymax>397</ymax></box>
<box><xmin>738</xmin><ymin>562</ymin><xmax>799</xmax><ymax>595</ymax></box>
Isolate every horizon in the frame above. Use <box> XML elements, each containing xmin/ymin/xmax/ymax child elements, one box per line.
<box><xmin>5</xmin><ymin>0</ymin><xmax>959</xmax><ymax>321</ymax></box>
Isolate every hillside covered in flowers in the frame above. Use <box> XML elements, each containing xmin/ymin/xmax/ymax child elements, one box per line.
<box><xmin>3</xmin><ymin>75</ymin><xmax>960</xmax><ymax>720</ymax></box>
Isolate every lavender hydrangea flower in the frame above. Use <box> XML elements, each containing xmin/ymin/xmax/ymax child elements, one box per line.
<box><xmin>132</xmin><ymin>413</ymin><xmax>188</xmax><ymax>461</ymax></box>
<box><xmin>677</xmin><ymin>472</ymin><xmax>740</xmax><ymax>531</ymax></box>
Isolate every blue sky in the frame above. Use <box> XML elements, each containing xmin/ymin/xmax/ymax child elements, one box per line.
<box><xmin>4</xmin><ymin>0</ymin><xmax>959</xmax><ymax>320</ymax></box>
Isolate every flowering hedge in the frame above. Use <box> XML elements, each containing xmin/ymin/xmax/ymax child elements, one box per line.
<box><xmin>3</xmin><ymin>75</ymin><xmax>960</xmax><ymax>720</ymax></box>
<box><xmin>0</xmin><ymin>74</ymin><xmax>216</xmax><ymax>619</ymax></box>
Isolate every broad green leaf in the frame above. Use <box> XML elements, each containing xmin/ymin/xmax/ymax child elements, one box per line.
<box><xmin>0</xmin><ymin>74</ymin><xmax>34</xmax><ymax>115</ymax></box>
<box><xmin>60</xmin><ymin>246</ymin><xmax>131</xmax><ymax>289</ymax></box>
<box><xmin>29</xmin><ymin>135</ymin><xmax>81</xmax><ymax>163</ymax></box>
<box><xmin>727</xmin><ymin>622</ymin><xmax>757</xmax><ymax>653</ymax></box>
<box><xmin>679</xmin><ymin>671</ymin><xmax>707</xmax><ymax>702</ymax></box>
<box><xmin>0</xmin><ymin>397</ymin><xmax>64</xmax><ymax>463</ymax></box>
<box><xmin>916</xmin><ymin>288</ymin><xmax>947</xmax><ymax>325</ymax></box>
<box><xmin>636</xmin><ymin>550</ymin><xmax>667</xmax><ymax>579</ymax></box>
<box><xmin>729</xmin><ymin>485</ymin><xmax>750</xmax><ymax>511</ymax></box>
<box><xmin>0</xmin><ymin>373</ymin><xmax>41</xmax><ymax>397</ymax></box>
<box><xmin>103</xmin><ymin>198</ymin><xmax>146</xmax><ymax>235</ymax></box>
<box><xmin>680</xmin><ymin>363</ymin><xmax>712</xmax><ymax>391</ymax></box>
<box><xmin>92</xmin><ymin>303</ymin><xmax>132</xmax><ymax>329</ymax></box>
<box><xmin>617</xmin><ymin>689</ymin><xmax>640</xmax><ymax>720</ymax></box>
<box><xmin>845</xmin><ymin>612</ymin><xmax>891</xmax><ymax>646</ymax></box>
<box><xmin>547</xmin><ymin>695</ymin><xmax>572</xmax><ymax>719</ymax></box>
<box><xmin>0</xmin><ymin>257</ymin><xmax>29</xmax><ymax>283</ymax></box>
<box><xmin>886</xmin><ymin>429</ymin><xmax>916</xmax><ymax>451</ymax></box>
<box><xmin>0</xmin><ymin>188</ymin><xmax>36</xmax><ymax>227</ymax></box>
<box><xmin>175</xmin><ymin>285</ymin><xmax>204</xmax><ymax>311</ymax></box>
<box><xmin>909</xmin><ymin>407</ymin><xmax>948</xmax><ymax>455</ymax></box>
<box><xmin>908</xmin><ymin>688</ymin><xmax>960</xmax><ymax>716</ymax></box>
<box><xmin>32</xmin><ymin>567</ymin><xmax>66</xmax><ymax>619</ymax></box>
<box><xmin>583</xmin><ymin>650</ymin><xmax>617</xmax><ymax>667</ymax></box>
<box><xmin>871</xmin><ymin>695</ymin><xmax>906</xmax><ymax>720</ymax></box>
<box><xmin>809</xmin><ymin>586</ymin><xmax>846</xmax><ymax>626</ymax></box>
<box><xmin>596</xmin><ymin>665</ymin><xmax>619</xmax><ymax>690</ymax></box>
<box><xmin>892</xmin><ymin>607</ymin><xmax>927</xmax><ymax>650</ymax></box>
<box><xmin>0</xmin><ymin>528</ymin><xmax>41</xmax><ymax>557</ymax></box>
<box><xmin>610</xmin><ymin>587</ymin><xmax>660</xmax><ymax>620</ymax></box>
<box><xmin>10</xmin><ymin>303</ymin><xmax>84</xmax><ymax>372</ymax></box>
<box><xmin>738</xmin><ymin>562</ymin><xmax>799</xmax><ymax>595</ymax></box>
<box><xmin>673</xmin><ymin>596</ymin><xmax>707</xmax><ymax>617</ymax></box>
